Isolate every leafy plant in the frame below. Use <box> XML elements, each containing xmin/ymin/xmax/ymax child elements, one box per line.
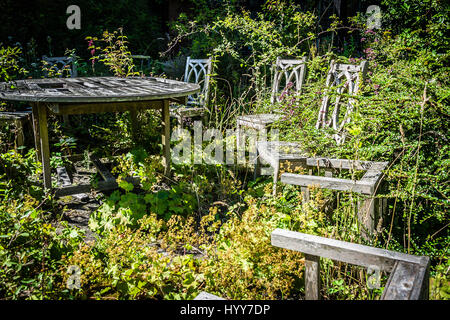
<box><xmin>0</xmin><ymin>45</ymin><xmax>27</xmax><ymax>83</ymax></box>
<box><xmin>86</xmin><ymin>28</ymin><xmax>139</xmax><ymax>77</ymax></box>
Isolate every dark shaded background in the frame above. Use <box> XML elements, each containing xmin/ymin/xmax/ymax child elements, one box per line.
<box><xmin>0</xmin><ymin>0</ymin><xmax>374</xmax><ymax>61</ymax></box>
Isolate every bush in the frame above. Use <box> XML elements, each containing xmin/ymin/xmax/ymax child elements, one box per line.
<box><xmin>0</xmin><ymin>198</ymin><xmax>83</xmax><ymax>299</ymax></box>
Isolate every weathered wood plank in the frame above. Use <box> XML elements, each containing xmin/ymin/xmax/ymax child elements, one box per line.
<box><xmin>237</xmin><ymin>114</ymin><xmax>283</xmax><ymax>126</ymax></box>
<box><xmin>162</xmin><ymin>99</ymin><xmax>171</xmax><ymax>175</ymax></box>
<box><xmin>56</xmin><ymin>167</ymin><xmax>72</xmax><ymax>187</ymax></box>
<box><xmin>0</xmin><ymin>111</ymin><xmax>31</xmax><ymax>120</ymax></box>
<box><xmin>381</xmin><ymin>261</ymin><xmax>429</xmax><ymax>300</ymax></box>
<box><xmin>305</xmin><ymin>254</ymin><xmax>321</xmax><ymax>300</ymax></box>
<box><xmin>91</xmin><ymin>157</ymin><xmax>115</xmax><ymax>182</ymax></box>
<box><xmin>256</xmin><ymin>141</ymin><xmax>307</xmax><ymax>167</ymax></box>
<box><xmin>172</xmin><ymin>106</ymin><xmax>205</xmax><ymax>118</ymax></box>
<box><xmin>47</xmin><ymin>100</ymin><xmax>164</xmax><ymax>115</ymax></box>
<box><xmin>305</xmin><ymin>158</ymin><xmax>385</xmax><ymax>171</ymax></box>
<box><xmin>37</xmin><ymin>103</ymin><xmax>52</xmax><ymax>190</ymax></box>
<box><xmin>194</xmin><ymin>291</ymin><xmax>225</xmax><ymax>300</ymax></box>
<box><xmin>0</xmin><ymin>77</ymin><xmax>200</xmax><ymax>103</ymax></box>
<box><xmin>271</xmin><ymin>229</ymin><xmax>425</xmax><ymax>272</ymax></box>
<box><xmin>281</xmin><ymin>173</ymin><xmax>375</xmax><ymax>194</ymax></box>
<box><xmin>54</xmin><ymin>176</ymin><xmax>140</xmax><ymax>198</ymax></box>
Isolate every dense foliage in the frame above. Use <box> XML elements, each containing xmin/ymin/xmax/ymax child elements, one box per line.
<box><xmin>0</xmin><ymin>0</ymin><xmax>448</xmax><ymax>300</ymax></box>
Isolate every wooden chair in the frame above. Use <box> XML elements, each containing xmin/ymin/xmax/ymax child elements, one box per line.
<box><xmin>255</xmin><ymin>60</ymin><xmax>385</xmax><ymax>237</ymax></box>
<box><xmin>280</xmin><ymin>157</ymin><xmax>388</xmax><ymax>239</ymax></box>
<box><xmin>256</xmin><ymin>59</ymin><xmax>368</xmax><ymax>192</ymax></box>
<box><xmin>170</xmin><ymin>56</ymin><xmax>212</xmax><ymax>127</ymax></box>
<box><xmin>131</xmin><ymin>55</ymin><xmax>151</xmax><ymax>75</ymax></box>
<box><xmin>236</xmin><ymin>57</ymin><xmax>307</xmax><ymax>148</ymax></box>
<box><xmin>42</xmin><ymin>56</ymin><xmax>78</xmax><ymax>78</ymax></box>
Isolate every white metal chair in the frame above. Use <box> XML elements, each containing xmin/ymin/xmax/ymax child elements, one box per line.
<box><xmin>170</xmin><ymin>56</ymin><xmax>213</xmax><ymax>126</ymax></box>
<box><xmin>256</xmin><ymin>59</ymin><xmax>369</xmax><ymax>195</ymax></box>
<box><xmin>256</xmin><ymin>60</ymin><xmax>386</xmax><ymax>238</ymax></box>
<box><xmin>236</xmin><ymin>57</ymin><xmax>307</xmax><ymax>145</ymax></box>
<box><xmin>315</xmin><ymin>59</ymin><xmax>368</xmax><ymax>145</ymax></box>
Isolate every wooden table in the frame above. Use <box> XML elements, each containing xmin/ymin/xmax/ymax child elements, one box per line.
<box><xmin>0</xmin><ymin>77</ymin><xmax>200</xmax><ymax>192</ymax></box>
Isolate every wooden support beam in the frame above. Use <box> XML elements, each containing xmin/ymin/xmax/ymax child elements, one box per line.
<box><xmin>271</xmin><ymin>228</ymin><xmax>425</xmax><ymax>273</ymax></box>
<box><xmin>281</xmin><ymin>173</ymin><xmax>375</xmax><ymax>195</ymax></box>
<box><xmin>37</xmin><ymin>103</ymin><xmax>52</xmax><ymax>190</ymax></box>
<box><xmin>13</xmin><ymin>119</ymin><xmax>25</xmax><ymax>150</ymax></box>
<box><xmin>301</xmin><ymin>187</ymin><xmax>310</xmax><ymax>202</ymax></box>
<box><xmin>129</xmin><ymin>109</ymin><xmax>139</xmax><ymax>142</ymax></box>
<box><xmin>305</xmin><ymin>254</ymin><xmax>321</xmax><ymax>300</ymax></box>
<box><xmin>31</xmin><ymin>104</ymin><xmax>42</xmax><ymax>162</ymax></box>
<box><xmin>381</xmin><ymin>258</ymin><xmax>430</xmax><ymax>300</ymax></box>
<box><xmin>47</xmin><ymin>100</ymin><xmax>164</xmax><ymax>115</ymax></box>
<box><xmin>162</xmin><ymin>99</ymin><xmax>171</xmax><ymax>175</ymax></box>
<box><xmin>358</xmin><ymin>196</ymin><xmax>377</xmax><ymax>240</ymax></box>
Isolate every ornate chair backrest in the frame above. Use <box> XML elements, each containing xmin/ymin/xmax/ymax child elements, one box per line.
<box><xmin>315</xmin><ymin>59</ymin><xmax>368</xmax><ymax>145</ymax></box>
<box><xmin>42</xmin><ymin>56</ymin><xmax>78</xmax><ymax>78</ymax></box>
<box><xmin>271</xmin><ymin>57</ymin><xmax>307</xmax><ymax>104</ymax></box>
<box><xmin>184</xmin><ymin>56</ymin><xmax>213</xmax><ymax>108</ymax></box>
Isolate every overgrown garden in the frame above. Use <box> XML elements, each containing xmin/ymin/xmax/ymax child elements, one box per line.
<box><xmin>0</xmin><ymin>0</ymin><xmax>448</xmax><ymax>300</ymax></box>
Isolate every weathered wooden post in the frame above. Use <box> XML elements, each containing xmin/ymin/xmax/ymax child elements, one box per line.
<box><xmin>305</xmin><ymin>254</ymin><xmax>321</xmax><ymax>300</ymax></box>
<box><xmin>162</xmin><ymin>100</ymin><xmax>171</xmax><ymax>175</ymax></box>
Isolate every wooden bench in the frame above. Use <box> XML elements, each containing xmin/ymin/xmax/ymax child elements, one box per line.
<box><xmin>271</xmin><ymin>228</ymin><xmax>430</xmax><ymax>300</ymax></box>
